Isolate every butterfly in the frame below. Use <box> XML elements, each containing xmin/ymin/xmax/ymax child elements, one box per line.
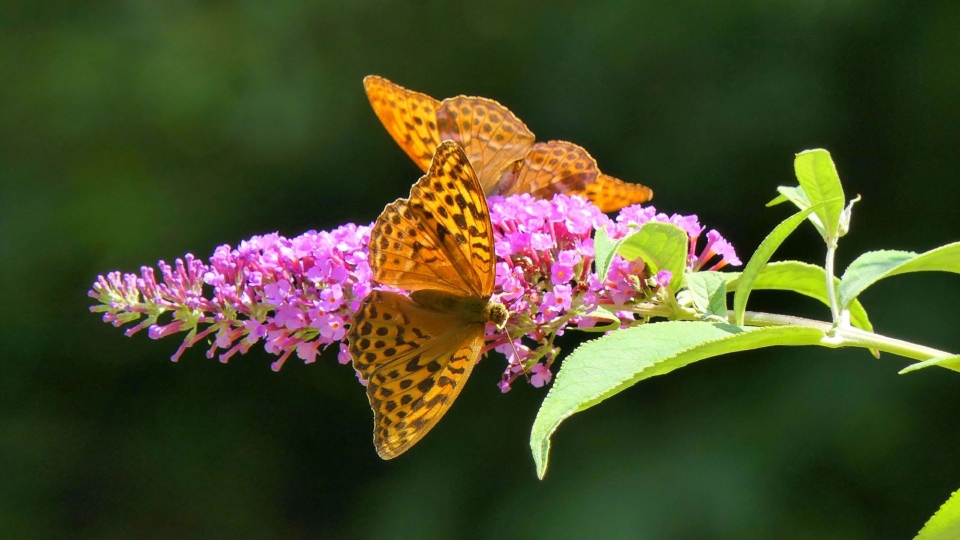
<box><xmin>364</xmin><ymin>75</ymin><xmax>654</xmax><ymax>212</ymax></box>
<box><xmin>347</xmin><ymin>140</ymin><xmax>508</xmax><ymax>459</ymax></box>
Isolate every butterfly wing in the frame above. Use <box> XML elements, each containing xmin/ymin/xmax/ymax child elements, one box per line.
<box><xmin>574</xmin><ymin>173</ymin><xmax>654</xmax><ymax>212</ymax></box>
<box><xmin>500</xmin><ymin>140</ymin><xmax>599</xmax><ymax>198</ymax></box>
<box><xmin>370</xmin><ymin>141</ymin><xmax>496</xmax><ymax>298</ymax></box>
<box><xmin>365</xmin><ymin>76</ymin><xmax>655</xmax><ymax>211</ymax></box>
<box><xmin>436</xmin><ymin>96</ymin><xmax>535</xmax><ymax>193</ymax></box>
<box><xmin>349</xmin><ymin>290</ymin><xmax>485</xmax><ymax>459</ymax></box>
<box><xmin>364</xmin><ymin>75</ymin><xmax>443</xmax><ymax>172</ymax></box>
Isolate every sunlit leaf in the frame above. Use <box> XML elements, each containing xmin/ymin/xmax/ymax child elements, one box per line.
<box><xmin>838</xmin><ymin>242</ymin><xmax>960</xmax><ymax>310</ymax></box>
<box><xmin>724</xmin><ymin>261</ymin><xmax>874</xmax><ymax>334</ymax></box>
<box><xmin>793</xmin><ymin>149</ymin><xmax>845</xmax><ymax>240</ymax></box>
<box><xmin>899</xmin><ymin>354</ymin><xmax>960</xmax><ymax>375</ymax></box>
<box><xmin>686</xmin><ymin>272</ymin><xmax>728</xmax><ymax>318</ymax></box>
<box><xmin>593</xmin><ymin>227</ymin><xmax>620</xmax><ymax>282</ymax></box>
<box><xmin>530</xmin><ymin>322</ymin><xmax>826</xmax><ymax>479</ymax></box>
<box><xmin>914</xmin><ymin>488</ymin><xmax>960</xmax><ymax>540</ymax></box>
<box><xmin>615</xmin><ymin>222</ymin><xmax>688</xmax><ymax>292</ymax></box>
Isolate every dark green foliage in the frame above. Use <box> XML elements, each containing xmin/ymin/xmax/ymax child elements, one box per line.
<box><xmin>3</xmin><ymin>1</ymin><xmax>960</xmax><ymax>538</ymax></box>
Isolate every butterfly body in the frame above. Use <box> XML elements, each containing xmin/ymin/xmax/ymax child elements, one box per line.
<box><xmin>364</xmin><ymin>75</ymin><xmax>654</xmax><ymax>212</ymax></box>
<box><xmin>409</xmin><ymin>290</ymin><xmax>508</xmax><ymax>326</ymax></box>
<box><xmin>348</xmin><ymin>141</ymin><xmax>506</xmax><ymax>459</ymax></box>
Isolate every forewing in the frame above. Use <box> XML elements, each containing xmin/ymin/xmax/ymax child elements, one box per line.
<box><xmin>370</xmin><ymin>141</ymin><xmax>495</xmax><ymax>297</ymax></box>
<box><xmin>502</xmin><ymin>140</ymin><xmax>599</xmax><ymax>198</ymax></box>
<box><xmin>348</xmin><ymin>291</ymin><xmax>484</xmax><ymax>459</ymax></box>
<box><xmin>364</xmin><ymin>75</ymin><xmax>443</xmax><ymax>172</ymax></box>
<box><xmin>574</xmin><ymin>173</ymin><xmax>654</xmax><ymax>212</ymax></box>
<box><xmin>436</xmin><ymin>96</ymin><xmax>535</xmax><ymax>193</ymax></box>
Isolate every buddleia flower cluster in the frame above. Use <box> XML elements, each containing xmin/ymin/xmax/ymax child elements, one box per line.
<box><xmin>90</xmin><ymin>224</ymin><xmax>374</xmax><ymax>372</ymax></box>
<box><xmin>486</xmin><ymin>194</ymin><xmax>740</xmax><ymax>391</ymax></box>
<box><xmin>90</xmin><ymin>195</ymin><xmax>740</xmax><ymax>389</ymax></box>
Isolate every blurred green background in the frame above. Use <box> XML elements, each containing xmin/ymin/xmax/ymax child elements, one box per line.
<box><xmin>3</xmin><ymin>0</ymin><xmax>960</xmax><ymax>538</ymax></box>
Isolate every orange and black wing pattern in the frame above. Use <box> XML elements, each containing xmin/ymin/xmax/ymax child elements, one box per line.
<box><xmin>364</xmin><ymin>75</ymin><xmax>653</xmax><ymax>212</ymax></box>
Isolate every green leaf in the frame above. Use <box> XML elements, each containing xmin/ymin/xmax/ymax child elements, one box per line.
<box><xmin>733</xmin><ymin>205</ymin><xmax>820</xmax><ymax>325</ymax></box>
<box><xmin>838</xmin><ymin>242</ymin><xmax>960</xmax><ymax>310</ymax></box>
<box><xmin>595</xmin><ymin>223</ymin><xmax>689</xmax><ymax>291</ymax></box>
<box><xmin>593</xmin><ymin>227</ymin><xmax>619</xmax><ymax>282</ymax></box>
<box><xmin>794</xmin><ymin>149</ymin><xmax>845</xmax><ymax>240</ymax></box>
<box><xmin>899</xmin><ymin>354</ymin><xmax>960</xmax><ymax>375</ymax></box>
<box><xmin>914</xmin><ymin>488</ymin><xmax>960</xmax><ymax>540</ymax></box>
<box><xmin>616</xmin><ymin>222</ymin><xmax>689</xmax><ymax>292</ymax></box>
<box><xmin>530</xmin><ymin>322</ymin><xmax>826</xmax><ymax>479</ymax></box>
<box><xmin>685</xmin><ymin>272</ymin><xmax>728</xmax><ymax>318</ymax></box>
<box><xmin>766</xmin><ymin>193</ymin><xmax>789</xmax><ymax>207</ymax></box>
<box><xmin>724</xmin><ymin>261</ymin><xmax>874</xmax><ymax>334</ymax></box>
<box><xmin>767</xmin><ymin>186</ymin><xmax>826</xmax><ymax>238</ymax></box>
<box><xmin>768</xmin><ymin>186</ymin><xmax>811</xmax><ymax>208</ymax></box>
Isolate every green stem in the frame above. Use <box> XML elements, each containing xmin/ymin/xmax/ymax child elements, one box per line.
<box><xmin>824</xmin><ymin>241</ymin><xmax>841</xmax><ymax>322</ymax></box>
<box><xmin>611</xmin><ymin>300</ymin><xmax>950</xmax><ymax>363</ymax></box>
<box><xmin>739</xmin><ymin>310</ymin><xmax>952</xmax><ymax>361</ymax></box>
<box><xmin>616</xmin><ymin>302</ymin><xmax>695</xmax><ymax>320</ymax></box>
<box><xmin>739</xmin><ymin>311</ymin><xmax>833</xmax><ymax>330</ymax></box>
<box><xmin>836</xmin><ymin>325</ymin><xmax>951</xmax><ymax>361</ymax></box>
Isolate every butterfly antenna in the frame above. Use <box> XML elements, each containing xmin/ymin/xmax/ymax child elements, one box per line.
<box><xmin>503</xmin><ymin>324</ymin><xmax>531</xmax><ymax>383</ymax></box>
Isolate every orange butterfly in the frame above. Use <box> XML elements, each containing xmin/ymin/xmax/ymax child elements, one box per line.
<box><xmin>348</xmin><ymin>141</ymin><xmax>508</xmax><ymax>459</ymax></box>
<box><xmin>364</xmin><ymin>75</ymin><xmax>654</xmax><ymax>212</ymax></box>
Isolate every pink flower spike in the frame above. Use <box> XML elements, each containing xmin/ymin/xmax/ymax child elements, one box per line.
<box><xmin>314</xmin><ymin>312</ymin><xmax>346</xmax><ymax>341</ymax></box>
<box><xmin>219</xmin><ymin>342</ymin><xmax>248</xmax><ymax>363</ymax></box>
<box><xmin>263</xmin><ymin>279</ymin><xmax>292</xmax><ymax>305</ymax></box>
<box><xmin>550</xmin><ymin>260</ymin><xmax>575</xmax><ymax>285</ymax></box>
<box><xmin>318</xmin><ymin>284</ymin><xmax>344</xmax><ymax>311</ymax></box>
<box><xmin>90</xmin><ymin>192</ymin><xmax>739</xmax><ymax>393</ymax></box>
<box><xmin>270</xmin><ymin>349</ymin><xmax>295</xmax><ymax>372</ymax></box>
<box><xmin>655</xmin><ymin>270</ymin><xmax>673</xmax><ymax>289</ymax></box>
<box><xmin>541</xmin><ymin>284</ymin><xmax>573</xmax><ymax>316</ymax></box>
<box><xmin>296</xmin><ymin>341</ymin><xmax>321</xmax><ymax>364</ymax></box>
<box><xmin>695</xmin><ymin>230</ymin><xmax>742</xmax><ymax>270</ymax></box>
<box><xmin>148</xmin><ymin>321</ymin><xmax>184</xmax><ymax>340</ymax></box>
<box><xmin>550</xmin><ymin>250</ymin><xmax>580</xmax><ymax>285</ymax></box>
<box><xmin>670</xmin><ymin>214</ymin><xmax>704</xmax><ymax>240</ymax></box>
<box><xmin>274</xmin><ymin>305</ymin><xmax>306</xmax><ymax>330</ymax></box>
<box><xmin>338</xmin><ymin>343</ymin><xmax>353</xmax><ymax>365</ymax></box>
<box><xmin>708</xmin><ymin>236</ymin><xmax>742</xmax><ymax>270</ymax></box>
<box><xmin>615</xmin><ymin>204</ymin><xmax>658</xmax><ymax>229</ymax></box>
<box><xmin>243</xmin><ymin>319</ymin><xmax>267</xmax><ymax>343</ymax></box>
<box><xmin>530</xmin><ymin>362</ymin><xmax>553</xmax><ymax>388</ymax></box>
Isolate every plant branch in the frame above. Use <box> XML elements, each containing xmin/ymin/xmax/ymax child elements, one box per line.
<box><xmin>738</xmin><ymin>310</ymin><xmax>953</xmax><ymax>362</ymax></box>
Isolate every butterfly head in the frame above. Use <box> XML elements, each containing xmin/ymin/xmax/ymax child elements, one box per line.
<box><xmin>485</xmin><ymin>300</ymin><xmax>509</xmax><ymax>331</ymax></box>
